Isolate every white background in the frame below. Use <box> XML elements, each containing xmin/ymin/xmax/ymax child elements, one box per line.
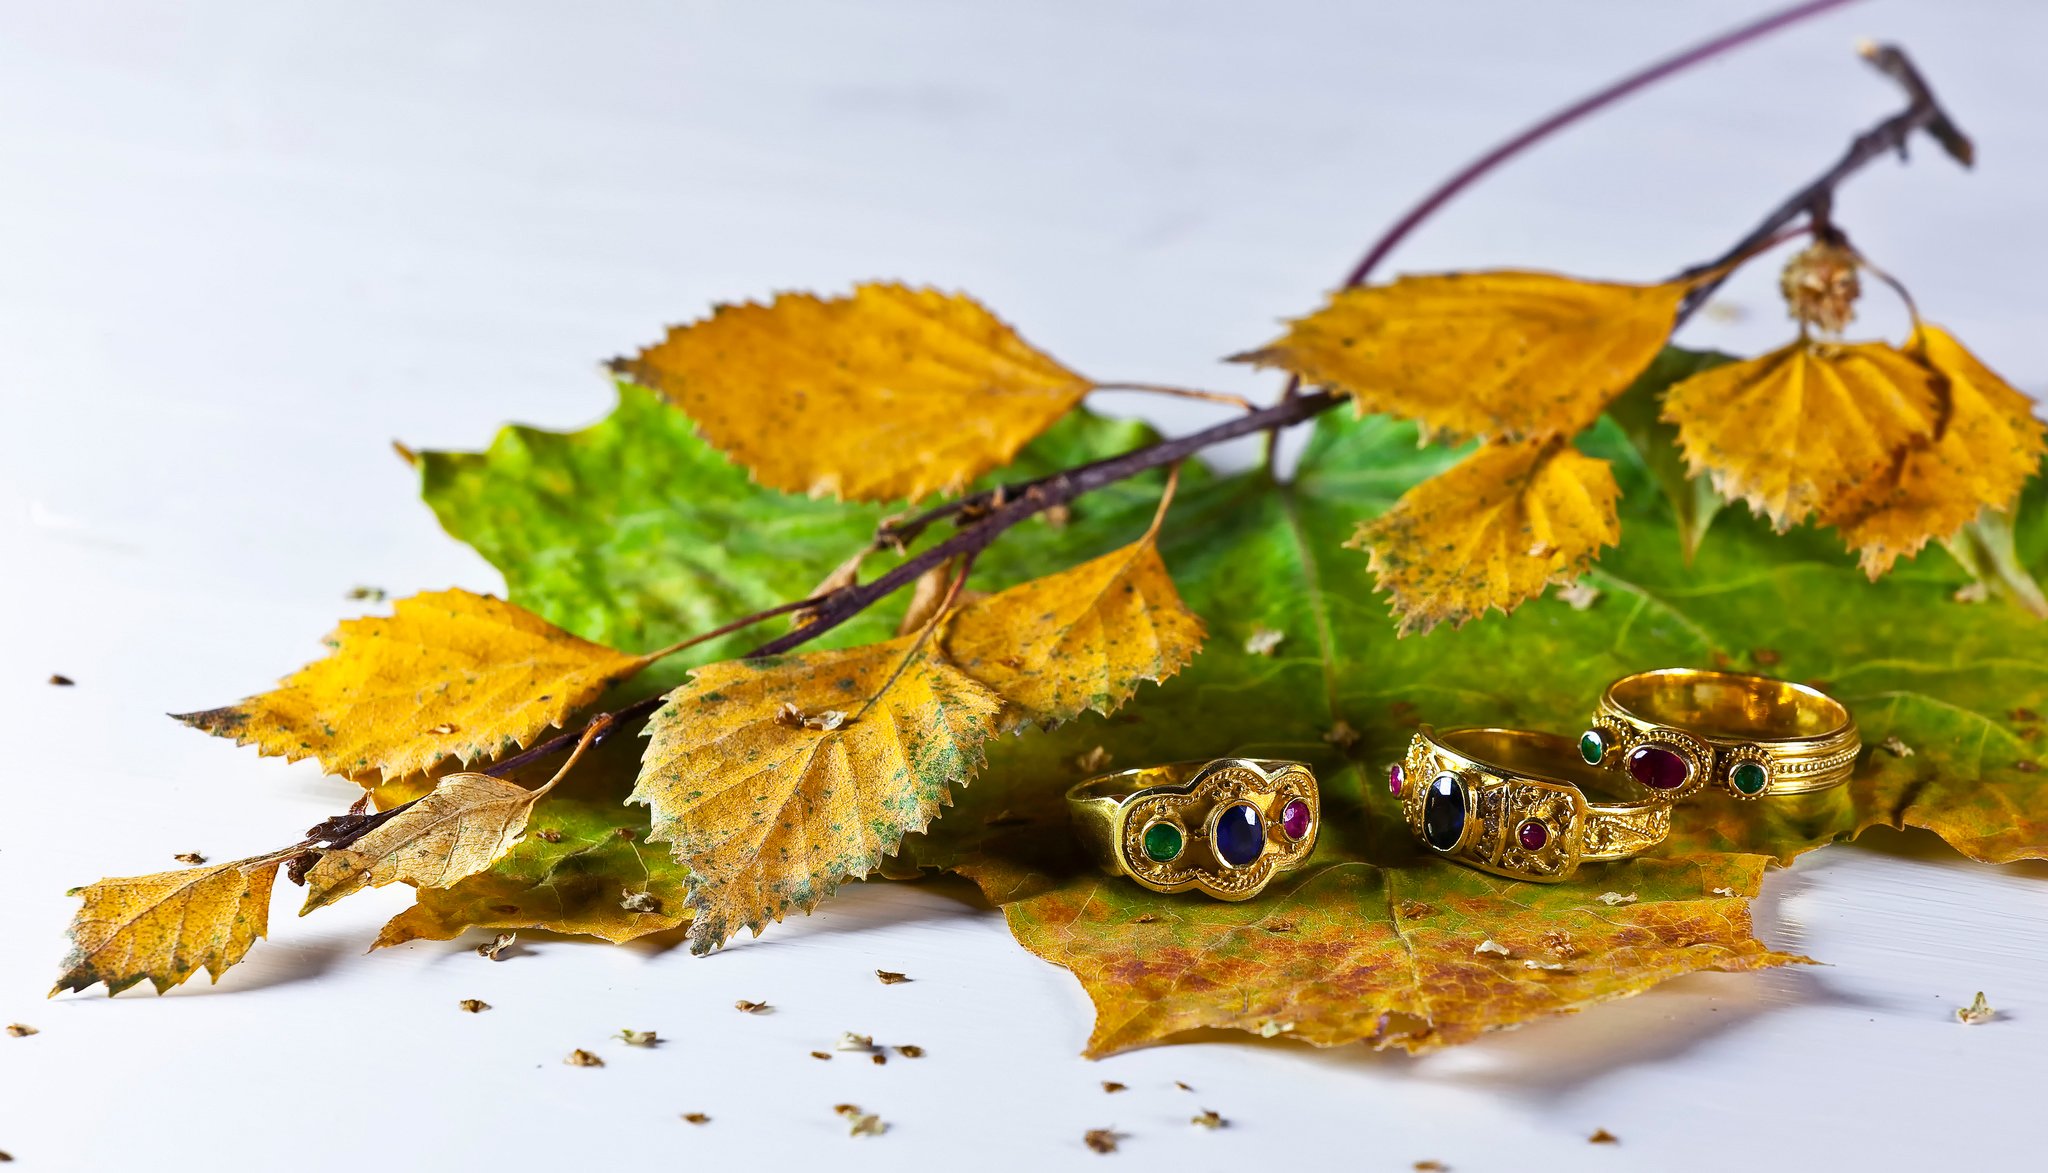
<box><xmin>3</xmin><ymin>2</ymin><xmax>2044</xmax><ymax>1169</ymax></box>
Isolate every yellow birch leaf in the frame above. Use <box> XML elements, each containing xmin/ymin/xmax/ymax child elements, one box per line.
<box><xmin>53</xmin><ymin>851</ymin><xmax>295</xmax><ymax>996</ymax></box>
<box><xmin>1232</xmin><ymin>271</ymin><xmax>1689</xmax><ymax>439</ymax></box>
<box><xmin>1821</xmin><ymin>325</ymin><xmax>2047</xmax><ymax>576</ymax></box>
<box><xmin>614</xmin><ymin>283</ymin><xmax>1091</xmax><ymax>502</ymax></box>
<box><xmin>945</xmin><ymin>536</ymin><xmax>1205</xmax><ymax>727</ymax></box>
<box><xmin>1349</xmin><ymin>437</ymin><xmax>1621</xmax><ymax>634</ymax></box>
<box><xmin>633</xmin><ymin>635</ymin><xmax>1003</xmax><ymax>952</ymax></box>
<box><xmin>299</xmin><ymin>773</ymin><xmax>544</xmax><ymax>912</ymax></box>
<box><xmin>176</xmin><ymin>589</ymin><xmax>657</xmax><ymax>784</ymax></box>
<box><xmin>1662</xmin><ymin>338</ymin><xmax>1941</xmax><ymax>531</ymax></box>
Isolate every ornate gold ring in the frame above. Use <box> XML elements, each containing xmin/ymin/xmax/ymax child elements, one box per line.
<box><xmin>1066</xmin><ymin>758</ymin><xmax>1318</xmax><ymax>900</ymax></box>
<box><xmin>1581</xmin><ymin>668</ymin><xmax>1859</xmax><ymax>800</ymax></box>
<box><xmin>1395</xmin><ymin>726</ymin><xmax>1670</xmax><ymax>883</ymax></box>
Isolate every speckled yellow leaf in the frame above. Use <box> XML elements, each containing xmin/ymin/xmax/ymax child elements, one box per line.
<box><xmin>1349</xmin><ymin>437</ymin><xmax>1621</xmax><ymax>634</ymax></box>
<box><xmin>1820</xmin><ymin>325</ymin><xmax>2046</xmax><ymax>576</ymax></box>
<box><xmin>1663</xmin><ymin>339</ymin><xmax>1940</xmax><ymax>531</ymax></box>
<box><xmin>300</xmin><ymin>773</ymin><xmax>544</xmax><ymax>912</ymax></box>
<box><xmin>1233</xmin><ymin>271</ymin><xmax>1688</xmax><ymax>439</ymax></box>
<box><xmin>633</xmin><ymin>635</ymin><xmax>1003</xmax><ymax>952</ymax></box>
<box><xmin>614</xmin><ymin>283</ymin><xmax>1091</xmax><ymax>502</ymax></box>
<box><xmin>176</xmin><ymin>589</ymin><xmax>658</xmax><ymax>784</ymax></box>
<box><xmin>53</xmin><ymin>851</ymin><xmax>296</xmax><ymax>996</ymax></box>
<box><xmin>945</xmin><ymin>537</ymin><xmax>1205</xmax><ymax>728</ymax></box>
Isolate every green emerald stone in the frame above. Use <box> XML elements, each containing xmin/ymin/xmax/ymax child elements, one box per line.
<box><xmin>1730</xmin><ymin>761</ymin><xmax>1769</xmax><ymax>796</ymax></box>
<box><xmin>1141</xmin><ymin>822</ymin><xmax>1184</xmax><ymax>863</ymax></box>
<box><xmin>1578</xmin><ymin>730</ymin><xmax>1606</xmax><ymax>765</ymax></box>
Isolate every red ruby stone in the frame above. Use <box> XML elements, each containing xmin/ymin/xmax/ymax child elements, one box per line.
<box><xmin>1389</xmin><ymin>763</ymin><xmax>1405</xmax><ymax>796</ymax></box>
<box><xmin>1517</xmin><ymin>820</ymin><xmax>1548</xmax><ymax>850</ymax></box>
<box><xmin>1281</xmin><ymin>799</ymin><xmax>1312</xmax><ymax>840</ymax></box>
<box><xmin>1628</xmin><ymin>744</ymin><xmax>1690</xmax><ymax>791</ymax></box>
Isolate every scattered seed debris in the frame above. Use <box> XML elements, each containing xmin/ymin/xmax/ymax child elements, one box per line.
<box><xmin>1557</xmin><ymin>580</ymin><xmax>1602</xmax><ymax>611</ymax></box>
<box><xmin>682</xmin><ymin>1113</ymin><xmax>710</xmax><ymax>1125</ymax></box>
<box><xmin>775</xmin><ymin>701</ymin><xmax>848</xmax><ymax>731</ymax></box>
<box><xmin>871</xmin><ymin>1053</ymin><xmax>888</xmax><ymax>1066</ymax></box>
<box><xmin>834</xmin><ymin>1104</ymin><xmax>862</xmax><ymax>1118</ymax></box>
<box><xmin>5</xmin><ymin>1024</ymin><xmax>37</xmax><ymax>1038</ymax></box>
<box><xmin>1258</xmin><ymin>1020</ymin><xmax>1293</xmax><ymax>1038</ymax></box>
<box><xmin>621</xmin><ymin>890</ymin><xmax>662</xmax><ymax>913</ymax></box>
<box><xmin>1322</xmin><ymin>720</ymin><xmax>1361</xmax><ymax>749</ymax></box>
<box><xmin>1074</xmin><ymin>746</ymin><xmax>1113</xmax><ymax>773</ymax></box>
<box><xmin>1597</xmin><ymin>892</ymin><xmax>1638</xmax><ymax>906</ymax></box>
<box><xmin>1474</xmin><ymin>939</ymin><xmax>1511</xmax><ymax>957</ymax></box>
<box><xmin>614</xmin><ymin>827</ymin><xmax>637</xmax><ymax>840</ymax></box>
<box><xmin>1263</xmin><ymin>919</ymin><xmax>1298</xmax><ymax>934</ymax></box>
<box><xmin>172</xmin><ymin>851</ymin><xmax>207</xmax><ymax>865</ymax></box>
<box><xmin>1398</xmin><ymin>901</ymin><xmax>1433</xmax><ymax>919</ymax></box>
<box><xmin>1175</xmin><ymin>1081</ymin><xmax>1194</xmax><ymax>1092</ymax></box>
<box><xmin>1710</xmin><ymin>886</ymin><xmax>1739</xmax><ymax>897</ymax></box>
<box><xmin>1522</xmin><ymin>960</ymin><xmax>1565</xmax><ymax>971</ymax></box>
<box><xmin>734</xmin><ymin>1000</ymin><xmax>771</xmax><ymax>1014</ymax></box>
<box><xmin>1957</xmin><ymin>992</ymin><xmax>1995</xmax><ymax>1025</ymax></box>
<box><xmin>834</xmin><ymin>1105</ymin><xmax>886</xmax><ymax>1137</ymax></box>
<box><xmin>1414</xmin><ymin>1162</ymin><xmax>1449</xmax><ymax>1172</ymax></box>
<box><xmin>1589</xmin><ymin>1129</ymin><xmax>1619</xmax><ymax>1144</ymax></box>
<box><xmin>535</xmin><ymin>828</ymin><xmax>563</xmax><ymax>843</ymax></box>
<box><xmin>476</xmin><ymin>932</ymin><xmax>516</xmax><ymax>961</ymax></box>
<box><xmin>1954</xmin><ymin>581</ymin><xmax>1989</xmax><ymax>604</ymax></box>
<box><xmin>810</xmin><ymin>1051</ymin><xmax>831</xmax><ymax>1060</ymax></box>
<box><xmin>617</xmin><ymin>1029</ymin><xmax>660</xmax><ymax>1047</ymax></box>
<box><xmin>1880</xmin><ymin>735</ymin><xmax>1914</xmax><ymax>758</ymax></box>
<box><xmin>565</xmin><ymin>1049</ymin><xmax>604</xmax><ymax>1067</ymax></box>
<box><xmin>346</xmin><ymin>585</ymin><xmax>388</xmax><ymax>602</ymax></box>
<box><xmin>1191</xmin><ymin>1109</ymin><xmax>1227</xmax><ymax>1130</ymax></box>
<box><xmin>1750</xmin><ymin>648</ymin><xmax>1781</xmax><ymax>667</ymax></box>
<box><xmin>836</xmin><ymin>1031</ymin><xmax>875</xmax><ymax>1051</ymax></box>
<box><xmin>897</xmin><ymin>1045</ymin><xmax>925</xmax><ymax>1058</ymax></box>
<box><xmin>1102</xmin><ymin>1081</ymin><xmax>1127</xmax><ymax>1094</ymax></box>
<box><xmin>429</xmin><ymin>723</ymin><xmax>459</xmax><ymax>735</ymax></box>
<box><xmin>1245</xmin><ymin>625</ymin><xmax>1285</xmax><ymax>656</ymax></box>
<box><xmin>1133</xmin><ymin>913</ymin><xmax>1159</xmax><ymax>924</ymax></box>
<box><xmin>1084</xmin><ymin>1128</ymin><xmax>1122</xmax><ymax>1154</ymax></box>
<box><xmin>458</xmin><ymin>999</ymin><xmax>490</xmax><ymax>1013</ymax></box>
<box><xmin>876</xmin><ymin>969</ymin><xmax>910</xmax><ymax>985</ymax></box>
<box><xmin>48</xmin><ymin>674</ymin><xmax>74</xmax><ymax>686</ymax></box>
<box><xmin>1539</xmin><ymin>930</ymin><xmax>1576</xmax><ymax>958</ymax></box>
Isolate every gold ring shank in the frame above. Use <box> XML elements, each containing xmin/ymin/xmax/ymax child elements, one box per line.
<box><xmin>1401</xmin><ymin>727</ymin><xmax>1670</xmax><ymax>882</ymax></box>
<box><xmin>1065</xmin><ymin>758</ymin><xmax>1318</xmax><ymax>901</ymax></box>
<box><xmin>1592</xmin><ymin>669</ymin><xmax>1859</xmax><ymax>798</ymax></box>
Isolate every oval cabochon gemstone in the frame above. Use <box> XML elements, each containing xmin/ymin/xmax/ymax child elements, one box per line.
<box><xmin>1280</xmin><ymin>798</ymin><xmax>1312</xmax><ymax>840</ymax></box>
<box><xmin>1142</xmin><ymin>821</ymin><xmax>1184</xmax><ymax>863</ymax></box>
<box><xmin>1578</xmin><ymin>730</ymin><xmax>1606</xmax><ymax>764</ymax></box>
<box><xmin>1730</xmin><ymin>761</ymin><xmax>1769</xmax><ymax>795</ymax></box>
<box><xmin>1214</xmin><ymin>802</ymin><xmax>1265</xmax><ymax>867</ymax></box>
<box><xmin>1389</xmin><ymin>762</ymin><xmax>1405</xmax><ymax>796</ymax></box>
<box><xmin>1627</xmin><ymin>743</ymin><xmax>1690</xmax><ymax>791</ymax></box>
<box><xmin>1517</xmin><ymin>819</ymin><xmax>1549</xmax><ymax>850</ymax></box>
<box><xmin>1422</xmin><ymin>773</ymin><xmax>1466</xmax><ymax>851</ymax></box>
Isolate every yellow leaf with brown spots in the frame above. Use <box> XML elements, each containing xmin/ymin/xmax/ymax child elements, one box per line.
<box><xmin>1663</xmin><ymin>339</ymin><xmax>1941</xmax><ymax>531</ymax></box>
<box><xmin>53</xmin><ymin>850</ymin><xmax>297</xmax><ymax>996</ymax></box>
<box><xmin>613</xmin><ymin>283</ymin><xmax>1091</xmax><ymax>502</ymax></box>
<box><xmin>1349</xmin><ymin>437</ymin><xmax>1621</xmax><ymax>634</ymax></box>
<box><xmin>1232</xmin><ymin>271</ymin><xmax>1688</xmax><ymax>440</ymax></box>
<box><xmin>300</xmin><ymin>772</ymin><xmax>547</xmax><ymax>912</ymax></box>
<box><xmin>633</xmin><ymin>634</ymin><xmax>1003</xmax><ymax>953</ymax></box>
<box><xmin>1820</xmin><ymin>325</ymin><xmax>2047</xmax><ymax>576</ymax></box>
<box><xmin>945</xmin><ymin>536</ymin><xmax>1205</xmax><ymax>728</ymax></box>
<box><xmin>175</xmin><ymin>589</ymin><xmax>658</xmax><ymax>785</ymax></box>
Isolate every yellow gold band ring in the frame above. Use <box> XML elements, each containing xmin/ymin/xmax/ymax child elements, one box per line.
<box><xmin>1066</xmin><ymin>759</ymin><xmax>1317</xmax><ymax>900</ymax></box>
<box><xmin>1582</xmin><ymin>668</ymin><xmax>1859</xmax><ymax>800</ymax></box>
<box><xmin>1397</xmin><ymin>727</ymin><xmax>1670</xmax><ymax>883</ymax></box>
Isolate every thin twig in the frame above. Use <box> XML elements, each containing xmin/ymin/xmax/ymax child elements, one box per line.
<box><xmin>850</xmin><ymin>553</ymin><xmax>976</xmax><ymax>725</ymax></box>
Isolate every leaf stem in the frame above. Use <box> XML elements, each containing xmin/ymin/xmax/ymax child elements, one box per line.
<box><xmin>1090</xmin><ymin>382</ymin><xmax>1260</xmax><ymax>413</ymax></box>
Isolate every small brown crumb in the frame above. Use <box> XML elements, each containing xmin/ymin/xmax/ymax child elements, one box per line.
<box><xmin>565</xmin><ymin>1049</ymin><xmax>603</xmax><ymax>1067</ymax></box>
<box><xmin>1244</xmin><ymin>625</ymin><xmax>1285</xmax><ymax>656</ymax></box>
<box><xmin>734</xmin><ymin>1000</ymin><xmax>770</xmax><ymax>1014</ymax></box>
<box><xmin>48</xmin><ymin>674</ymin><xmax>74</xmax><ymax>686</ymax></box>
<box><xmin>2011</xmin><ymin>708</ymin><xmax>2041</xmax><ymax>723</ymax></box>
<box><xmin>1174</xmin><ymin>1081</ymin><xmax>1194</xmax><ymax>1092</ymax></box>
<box><xmin>848</xmin><ymin>1113</ymin><xmax>887</xmax><ymax>1138</ymax></box>
<box><xmin>834</xmin><ymin>1104</ymin><xmax>862</xmax><ymax>1118</ymax></box>
<box><xmin>1322</xmin><ymin>720</ymin><xmax>1361</xmax><ymax>749</ymax></box>
<box><xmin>1191</xmin><ymin>1109</ymin><xmax>1227</xmax><ymax>1130</ymax></box>
<box><xmin>1957</xmin><ymin>991</ymin><xmax>1995</xmax><ymax>1025</ymax></box>
<box><xmin>430</xmin><ymin>723</ymin><xmax>459</xmax><ymax>735</ymax></box>
<box><xmin>5</xmin><ymin>1024</ymin><xmax>37</xmax><ymax>1038</ymax></box>
<box><xmin>681</xmin><ymin>1113</ymin><xmax>710</xmax><ymax>1125</ymax></box>
<box><xmin>172</xmin><ymin>852</ymin><xmax>207</xmax><ymax>865</ymax></box>
<box><xmin>1101</xmin><ymin>1081</ymin><xmax>1127</xmax><ymax>1094</ymax></box>
<box><xmin>1414</xmin><ymin>1162</ymin><xmax>1449</xmax><ymax>1172</ymax></box>
<box><xmin>617</xmin><ymin>1029</ymin><xmax>659</xmax><ymax>1047</ymax></box>
<box><xmin>2016</xmin><ymin>760</ymin><xmax>2041</xmax><ymax>774</ymax></box>
<box><xmin>476</xmin><ymin>932</ymin><xmax>516</xmax><ymax>961</ymax></box>
<box><xmin>1263</xmin><ymin>919</ymin><xmax>1298</xmax><ymax>934</ymax></box>
<box><xmin>621</xmin><ymin>890</ymin><xmax>662</xmax><ymax>913</ymax></box>
<box><xmin>457</xmin><ymin>999</ymin><xmax>490</xmax><ymax>1013</ymax></box>
<box><xmin>1073</xmin><ymin>745</ymin><xmax>1113</xmax><ymax>774</ymax></box>
<box><xmin>1133</xmin><ymin>913</ymin><xmax>1159</xmax><ymax>924</ymax></box>
<box><xmin>535</xmin><ymin>828</ymin><xmax>562</xmax><ymax>843</ymax></box>
<box><xmin>836</xmin><ymin>1031</ymin><xmax>874</xmax><ymax>1051</ymax></box>
<box><xmin>1750</xmin><ymin>648</ymin><xmax>1781</xmax><ymax>667</ymax></box>
<box><xmin>346</xmin><ymin>585</ymin><xmax>388</xmax><ymax>602</ymax></box>
<box><xmin>871</xmin><ymin>1053</ymin><xmax>887</xmax><ymax>1066</ymax></box>
<box><xmin>1539</xmin><ymin>930</ymin><xmax>1576</xmax><ymax>959</ymax></box>
<box><xmin>876</xmin><ymin>969</ymin><xmax>910</xmax><ymax>985</ymax></box>
<box><xmin>613</xmin><ymin>827</ymin><xmax>637</xmax><ymax>840</ymax></box>
<box><xmin>1084</xmin><ymin>1128</ymin><xmax>1122</xmax><ymax>1154</ymax></box>
<box><xmin>1398</xmin><ymin>901</ymin><xmax>1433</xmax><ymax>919</ymax></box>
<box><xmin>1879</xmin><ymin>735</ymin><xmax>1914</xmax><ymax>758</ymax></box>
<box><xmin>810</xmin><ymin>1051</ymin><xmax>831</xmax><ymax>1060</ymax></box>
<box><xmin>897</xmin><ymin>1045</ymin><xmax>925</xmax><ymax>1058</ymax></box>
<box><xmin>1588</xmin><ymin>1128</ymin><xmax>1619</xmax><ymax>1144</ymax></box>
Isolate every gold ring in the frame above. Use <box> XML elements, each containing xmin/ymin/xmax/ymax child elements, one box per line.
<box><xmin>1395</xmin><ymin>726</ymin><xmax>1671</xmax><ymax>883</ymax></box>
<box><xmin>1066</xmin><ymin>758</ymin><xmax>1318</xmax><ymax>900</ymax></box>
<box><xmin>1581</xmin><ymin>668</ymin><xmax>1859</xmax><ymax>800</ymax></box>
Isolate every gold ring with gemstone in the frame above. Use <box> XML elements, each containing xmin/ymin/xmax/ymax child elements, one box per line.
<box><xmin>1394</xmin><ymin>726</ymin><xmax>1671</xmax><ymax>883</ymax></box>
<box><xmin>1066</xmin><ymin>759</ymin><xmax>1318</xmax><ymax>900</ymax></box>
<box><xmin>1580</xmin><ymin>668</ymin><xmax>1860</xmax><ymax>801</ymax></box>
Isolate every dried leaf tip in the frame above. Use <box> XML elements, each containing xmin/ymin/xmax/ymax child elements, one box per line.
<box><xmin>565</xmin><ymin>1049</ymin><xmax>604</xmax><ymax>1067</ymax></box>
<box><xmin>617</xmin><ymin>1029</ymin><xmax>660</xmax><ymax>1047</ymax></box>
<box><xmin>1084</xmin><ymin>1128</ymin><xmax>1122</xmax><ymax>1154</ymax></box>
<box><xmin>1191</xmin><ymin>1110</ymin><xmax>1227</xmax><ymax>1130</ymax></box>
<box><xmin>875</xmin><ymin>969</ymin><xmax>910</xmax><ymax>985</ymax></box>
<box><xmin>457</xmin><ymin>999</ymin><xmax>490</xmax><ymax>1013</ymax></box>
<box><xmin>1957</xmin><ymin>992</ymin><xmax>1995</xmax><ymax>1025</ymax></box>
<box><xmin>5</xmin><ymin>1024</ymin><xmax>37</xmax><ymax>1038</ymax></box>
<box><xmin>476</xmin><ymin>932</ymin><xmax>517</xmax><ymax>960</ymax></box>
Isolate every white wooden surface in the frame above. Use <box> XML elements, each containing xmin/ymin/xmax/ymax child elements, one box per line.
<box><xmin>2</xmin><ymin>2</ymin><xmax>2043</xmax><ymax>1169</ymax></box>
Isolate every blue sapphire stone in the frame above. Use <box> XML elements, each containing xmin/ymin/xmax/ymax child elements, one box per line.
<box><xmin>1423</xmin><ymin>773</ymin><xmax>1466</xmax><ymax>851</ymax></box>
<box><xmin>1214</xmin><ymin>802</ymin><xmax>1265</xmax><ymax>867</ymax></box>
